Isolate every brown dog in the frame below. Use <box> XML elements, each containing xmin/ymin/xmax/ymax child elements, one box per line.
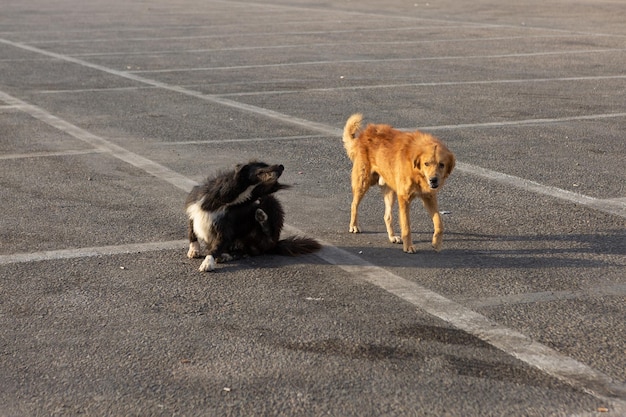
<box><xmin>342</xmin><ymin>114</ymin><xmax>455</xmax><ymax>253</ymax></box>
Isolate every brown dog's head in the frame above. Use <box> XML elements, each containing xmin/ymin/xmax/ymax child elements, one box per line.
<box><xmin>414</xmin><ymin>142</ymin><xmax>455</xmax><ymax>190</ymax></box>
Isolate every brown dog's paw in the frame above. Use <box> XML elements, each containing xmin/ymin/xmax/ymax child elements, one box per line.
<box><xmin>432</xmin><ymin>234</ymin><xmax>443</xmax><ymax>252</ymax></box>
<box><xmin>403</xmin><ymin>245</ymin><xmax>417</xmax><ymax>254</ymax></box>
<box><xmin>349</xmin><ymin>225</ymin><xmax>361</xmax><ymax>233</ymax></box>
<box><xmin>389</xmin><ymin>236</ymin><xmax>402</xmax><ymax>244</ymax></box>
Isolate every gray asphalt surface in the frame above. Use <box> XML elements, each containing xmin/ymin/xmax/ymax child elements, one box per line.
<box><xmin>1</xmin><ymin>0</ymin><xmax>625</xmax><ymax>416</ymax></box>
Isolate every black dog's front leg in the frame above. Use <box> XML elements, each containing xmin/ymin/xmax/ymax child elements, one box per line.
<box><xmin>187</xmin><ymin>219</ymin><xmax>203</xmax><ymax>259</ymax></box>
<box><xmin>198</xmin><ymin>230</ymin><xmax>236</xmax><ymax>272</ymax></box>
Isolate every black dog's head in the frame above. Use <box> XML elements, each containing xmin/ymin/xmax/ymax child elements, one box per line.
<box><xmin>233</xmin><ymin>161</ymin><xmax>289</xmax><ymax>203</ymax></box>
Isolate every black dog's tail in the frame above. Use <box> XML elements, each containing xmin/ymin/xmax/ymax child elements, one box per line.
<box><xmin>273</xmin><ymin>236</ymin><xmax>322</xmax><ymax>256</ymax></box>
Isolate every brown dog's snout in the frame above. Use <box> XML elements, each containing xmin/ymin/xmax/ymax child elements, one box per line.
<box><xmin>429</xmin><ymin>177</ymin><xmax>440</xmax><ymax>189</ymax></box>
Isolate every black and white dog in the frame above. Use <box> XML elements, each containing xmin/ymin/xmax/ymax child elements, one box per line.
<box><xmin>185</xmin><ymin>161</ymin><xmax>321</xmax><ymax>272</ymax></box>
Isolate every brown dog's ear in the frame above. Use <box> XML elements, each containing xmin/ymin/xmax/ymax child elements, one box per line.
<box><xmin>445</xmin><ymin>153</ymin><xmax>456</xmax><ymax>178</ymax></box>
<box><xmin>413</xmin><ymin>149</ymin><xmax>423</xmax><ymax>170</ymax></box>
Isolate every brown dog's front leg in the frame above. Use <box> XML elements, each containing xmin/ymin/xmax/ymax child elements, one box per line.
<box><xmin>397</xmin><ymin>195</ymin><xmax>416</xmax><ymax>253</ymax></box>
<box><xmin>422</xmin><ymin>194</ymin><xmax>443</xmax><ymax>251</ymax></box>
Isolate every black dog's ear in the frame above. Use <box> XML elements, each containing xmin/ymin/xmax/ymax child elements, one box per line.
<box><xmin>234</xmin><ymin>163</ymin><xmax>248</xmax><ymax>178</ymax></box>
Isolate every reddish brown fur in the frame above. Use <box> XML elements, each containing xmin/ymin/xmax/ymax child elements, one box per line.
<box><xmin>342</xmin><ymin>113</ymin><xmax>455</xmax><ymax>253</ymax></box>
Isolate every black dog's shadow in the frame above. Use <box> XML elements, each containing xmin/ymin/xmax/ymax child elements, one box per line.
<box><xmin>188</xmin><ymin>228</ymin><xmax>624</xmax><ymax>273</ymax></box>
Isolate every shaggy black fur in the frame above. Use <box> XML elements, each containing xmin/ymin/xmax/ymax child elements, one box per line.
<box><xmin>185</xmin><ymin>161</ymin><xmax>321</xmax><ymax>271</ymax></box>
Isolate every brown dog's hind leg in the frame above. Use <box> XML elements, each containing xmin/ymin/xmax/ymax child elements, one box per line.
<box><xmin>349</xmin><ymin>164</ymin><xmax>371</xmax><ymax>233</ymax></box>
<box><xmin>382</xmin><ymin>186</ymin><xmax>402</xmax><ymax>244</ymax></box>
<box><xmin>397</xmin><ymin>194</ymin><xmax>417</xmax><ymax>253</ymax></box>
<box><xmin>422</xmin><ymin>194</ymin><xmax>443</xmax><ymax>252</ymax></box>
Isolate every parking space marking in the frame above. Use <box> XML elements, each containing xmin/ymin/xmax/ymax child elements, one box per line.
<box><xmin>37</xmin><ymin>86</ymin><xmax>150</xmax><ymax>94</ymax></box>
<box><xmin>0</xmin><ymin>90</ymin><xmax>198</xmax><ymax>193</ymax></box>
<box><xmin>156</xmin><ymin>134</ymin><xmax>327</xmax><ymax>146</ymax></box>
<box><xmin>0</xmin><ymin>149</ymin><xmax>107</xmax><ymax>160</ymax></box>
<box><xmin>2</xmin><ymin>89</ymin><xmax>625</xmax><ymax>407</ymax></box>
<box><xmin>0</xmin><ymin>240</ymin><xmax>186</xmax><ymax>265</ymax></box>
<box><xmin>2</xmin><ymin>37</ymin><xmax>625</xmax><ymax>219</ymax></box>
<box><xmin>68</xmin><ymin>34</ymin><xmax>579</xmax><ymax>58</ymax></box>
<box><xmin>421</xmin><ymin>112</ymin><xmax>626</xmax><ymax>130</ymax></box>
<box><xmin>28</xmin><ymin>25</ymin><xmax>495</xmax><ymax>45</ymax></box>
<box><xmin>222</xmin><ymin>0</ymin><xmax>626</xmax><ymax>39</ymax></box>
<box><xmin>302</xmin><ymin>227</ymin><xmax>626</xmax><ymax>407</ymax></box>
<box><xmin>461</xmin><ymin>283</ymin><xmax>626</xmax><ymax>309</ymax></box>
<box><xmin>220</xmin><ymin>75</ymin><xmax>626</xmax><ymax>97</ymax></box>
<box><xmin>130</xmin><ymin>48</ymin><xmax>626</xmax><ymax>74</ymax></box>
<box><xmin>0</xmin><ymin>18</ymin><xmax>414</xmax><ymax>39</ymax></box>
<box><xmin>455</xmin><ymin>162</ymin><xmax>626</xmax><ymax>217</ymax></box>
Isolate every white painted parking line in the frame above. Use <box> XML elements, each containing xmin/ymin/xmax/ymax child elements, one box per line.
<box><xmin>461</xmin><ymin>283</ymin><xmax>626</xmax><ymax>309</ymax></box>
<box><xmin>0</xmin><ymin>149</ymin><xmax>107</xmax><ymax>160</ymax></box>
<box><xmin>0</xmin><ymin>240</ymin><xmax>186</xmax><ymax>265</ymax></box>
<box><xmin>2</xmin><ymin>89</ymin><xmax>625</xmax><ymax>408</ymax></box>
<box><xmin>0</xmin><ymin>90</ymin><xmax>198</xmax><ymax>193</ymax></box>
<box><xmin>220</xmin><ymin>75</ymin><xmax>626</xmax><ymax>97</ymax></box>
<box><xmin>220</xmin><ymin>0</ymin><xmax>626</xmax><ymax>39</ymax></box>
<box><xmin>305</xmin><ymin>228</ymin><xmax>626</xmax><ymax>408</ymax></box>
<box><xmin>1</xmin><ymin>38</ymin><xmax>624</xmax><ymax>219</ymax></box>
<box><xmin>130</xmin><ymin>48</ymin><xmax>626</xmax><ymax>74</ymax></box>
<box><xmin>37</xmin><ymin>86</ymin><xmax>150</xmax><ymax>94</ymax></box>
<box><xmin>455</xmin><ymin>162</ymin><xmax>626</xmax><ymax>218</ymax></box>
<box><xmin>0</xmin><ymin>37</ymin><xmax>342</xmax><ymax>136</ymax></box>
<box><xmin>421</xmin><ymin>112</ymin><xmax>626</xmax><ymax>131</ymax></box>
<box><xmin>0</xmin><ymin>19</ymin><xmax>405</xmax><ymax>38</ymax></box>
<box><xmin>69</xmin><ymin>34</ymin><xmax>579</xmax><ymax>58</ymax></box>
<box><xmin>27</xmin><ymin>25</ymin><xmax>493</xmax><ymax>45</ymax></box>
<box><xmin>156</xmin><ymin>134</ymin><xmax>327</xmax><ymax>145</ymax></box>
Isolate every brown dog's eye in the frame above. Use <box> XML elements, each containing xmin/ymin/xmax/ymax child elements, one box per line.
<box><xmin>424</xmin><ymin>162</ymin><xmax>430</xmax><ymax>167</ymax></box>
<box><xmin>439</xmin><ymin>163</ymin><xmax>445</xmax><ymax>169</ymax></box>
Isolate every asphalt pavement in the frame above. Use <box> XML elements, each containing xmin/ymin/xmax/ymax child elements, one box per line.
<box><xmin>1</xmin><ymin>0</ymin><xmax>625</xmax><ymax>416</ymax></box>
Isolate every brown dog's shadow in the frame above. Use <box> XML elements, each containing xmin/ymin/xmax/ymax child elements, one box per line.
<box><xmin>334</xmin><ymin>230</ymin><xmax>624</xmax><ymax>270</ymax></box>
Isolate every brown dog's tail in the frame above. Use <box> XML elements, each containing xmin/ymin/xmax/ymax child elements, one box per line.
<box><xmin>273</xmin><ymin>236</ymin><xmax>322</xmax><ymax>256</ymax></box>
<box><xmin>342</xmin><ymin>113</ymin><xmax>363</xmax><ymax>161</ymax></box>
